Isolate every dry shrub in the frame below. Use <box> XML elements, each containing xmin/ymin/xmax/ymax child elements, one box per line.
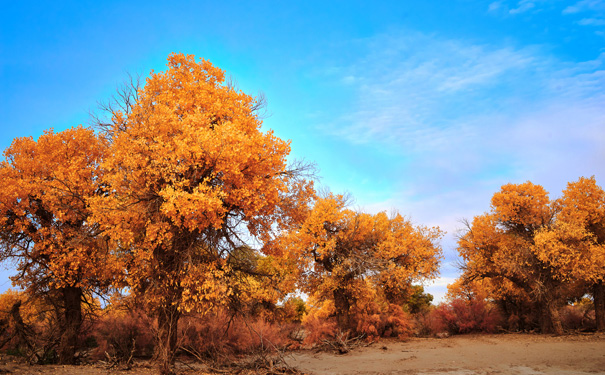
<box><xmin>559</xmin><ymin>304</ymin><xmax>595</xmax><ymax>331</ymax></box>
<box><xmin>91</xmin><ymin>308</ymin><xmax>154</xmax><ymax>362</ymax></box>
<box><xmin>179</xmin><ymin>310</ymin><xmax>294</xmax><ymax>360</ymax></box>
<box><xmin>431</xmin><ymin>298</ymin><xmax>503</xmax><ymax>334</ymax></box>
<box><xmin>354</xmin><ymin>304</ymin><xmax>413</xmax><ymax>340</ymax></box>
<box><xmin>301</xmin><ymin>313</ymin><xmax>337</xmax><ymax>345</ymax></box>
<box><xmin>302</xmin><ymin>301</ymin><xmax>413</xmax><ymax>346</ymax></box>
<box><xmin>413</xmin><ymin>306</ymin><xmax>445</xmax><ymax>336</ymax></box>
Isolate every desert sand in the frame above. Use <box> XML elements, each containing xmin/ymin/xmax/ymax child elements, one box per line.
<box><xmin>0</xmin><ymin>333</ymin><xmax>603</xmax><ymax>374</ymax></box>
<box><xmin>288</xmin><ymin>333</ymin><xmax>605</xmax><ymax>375</ymax></box>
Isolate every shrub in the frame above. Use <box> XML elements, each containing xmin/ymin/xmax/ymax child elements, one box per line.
<box><xmin>91</xmin><ymin>308</ymin><xmax>154</xmax><ymax>362</ymax></box>
<box><xmin>431</xmin><ymin>298</ymin><xmax>503</xmax><ymax>334</ymax></box>
<box><xmin>302</xmin><ymin>299</ymin><xmax>414</xmax><ymax>345</ymax></box>
<box><xmin>354</xmin><ymin>303</ymin><xmax>413</xmax><ymax>340</ymax></box>
<box><xmin>414</xmin><ymin>306</ymin><xmax>446</xmax><ymax>336</ymax></box>
<box><xmin>560</xmin><ymin>303</ymin><xmax>595</xmax><ymax>331</ymax></box>
<box><xmin>179</xmin><ymin>310</ymin><xmax>295</xmax><ymax>360</ymax></box>
<box><xmin>301</xmin><ymin>313</ymin><xmax>337</xmax><ymax>346</ymax></box>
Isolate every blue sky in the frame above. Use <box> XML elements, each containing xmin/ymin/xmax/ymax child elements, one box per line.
<box><xmin>1</xmin><ymin>0</ymin><xmax>604</xmax><ymax>301</ymax></box>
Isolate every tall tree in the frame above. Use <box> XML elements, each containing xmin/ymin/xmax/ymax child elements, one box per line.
<box><xmin>534</xmin><ymin>176</ymin><xmax>605</xmax><ymax>331</ymax></box>
<box><xmin>278</xmin><ymin>194</ymin><xmax>442</xmax><ymax>333</ymax></box>
<box><xmin>90</xmin><ymin>53</ymin><xmax>312</xmax><ymax>375</ymax></box>
<box><xmin>0</xmin><ymin>127</ymin><xmax>119</xmax><ymax>363</ymax></box>
<box><xmin>457</xmin><ymin>182</ymin><xmax>567</xmax><ymax>334</ymax></box>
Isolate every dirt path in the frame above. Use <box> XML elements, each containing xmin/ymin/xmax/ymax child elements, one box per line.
<box><xmin>287</xmin><ymin>333</ymin><xmax>605</xmax><ymax>375</ymax></box>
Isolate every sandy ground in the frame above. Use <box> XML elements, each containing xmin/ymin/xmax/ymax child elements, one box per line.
<box><xmin>0</xmin><ymin>333</ymin><xmax>603</xmax><ymax>374</ymax></box>
<box><xmin>288</xmin><ymin>333</ymin><xmax>605</xmax><ymax>375</ymax></box>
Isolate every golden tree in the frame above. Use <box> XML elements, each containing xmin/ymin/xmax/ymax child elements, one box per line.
<box><xmin>534</xmin><ymin>176</ymin><xmax>605</xmax><ymax>331</ymax></box>
<box><xmin>457</xmin><ymin>182</ymin><xmax>568</xmax><ymax>334</ymax></box>
<box><xmin>91</xmin><ymin>53</ymin><xmax>312</xmax><ymax>374</ymax></box>
<box><xmin>278</xmin><ymin>194</ymin><xmax>442</xmax><ymax>335</ymax></box>
<box><xmin>0</xmin><ymin>127</ymin><xmax>120</xmax><ymax>363</ymax></box>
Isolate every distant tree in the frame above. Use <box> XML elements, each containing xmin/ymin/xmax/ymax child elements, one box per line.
<box><xmin>405</xmin><ymin>285</ymin><xmax>434</xmax><ymax>314</ymax></box>
<box><xmin>0</xmin><ymin>127</ymin><xmax>120</xmax><ymax>363</ymax></box>
<box><xmin>279</xmin><ymin>193</ymin><xmax>442</xmax><ymax>334</ymax></box>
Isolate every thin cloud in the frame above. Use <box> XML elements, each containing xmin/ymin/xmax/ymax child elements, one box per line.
<box><xmin>563</xmin><ymin>0</ymin><xmax>605</xmax><ymax>32</ymax></box>
<box><xmin>488</xmin><ymin>0</ymin><xmax>549</xmax><ymax>16</ymax></box>
<box><xmin>579</xmin><ymin>17</ymin><xmax>605</xmax><ymax>25</ymax></box>
<box><xmin>510</xmin><ymin>0</ymin><xmax>536</xmax><ymax>14</ymax></box>
<box><xmin>488</xmin><ymin>1</ymin><xmax>504</xmax><ymax>13</ymax></box>
<box><xmin>563</xmin><ymin>0</ymin><xmax>605</xmax><ymax>15</ymax></box>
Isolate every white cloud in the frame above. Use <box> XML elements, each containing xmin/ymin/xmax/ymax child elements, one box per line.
<box><xmin>510</xmin><ymin>0</ymin><xmax>536</xmax><ymax>14</ymax></box>
<box><xmin>563</xmin><ymin>0</ymin><xmax>605</xmax><ymax>31</ymax></box>
<box><xmin>579</xmin><ymin>17</ymin><xmax>605</xmax><ymax>25</ymax></box>
<box><xmin>488</xmin><ymin>1</ymin><xmax>504</xmax><ymax>13</ymax></box>
<box><xmin>488</xmin><ymin>0</ymin><xmax>550</xmax><ymax>16</ymax></box>
<box><xmin>563</xmin><ymin>0</ymin><xmax>605</xmax><ymax>15</ymax></box>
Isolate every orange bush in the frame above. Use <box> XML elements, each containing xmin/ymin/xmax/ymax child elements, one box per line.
<box><xmin>430</xmin><ymin>298</ymin><xmax>503</xmax><ymax>334</ymax></box>
<box><xmin>179</xmin><ymin>310</ymin><xmax>295</xmax><ymax>360</ymax></box>
<box><xmin>90</xmin><ymin>308</ymin><xmax>154</xmax><ymax>361</ymax></box>
<box><xmin>301</xmin><ymin>313</ymin><xmax>338</xmax><ymax>345</ymax></box>
<box><xmin>354</xmin><ymin>303</ymin><xmax>413</xmax><ymax>340</ymax></box>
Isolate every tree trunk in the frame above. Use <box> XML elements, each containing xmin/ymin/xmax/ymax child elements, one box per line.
<box><xmin>539</xmin><ymin>297</ymin><xmax>563</xmax><ymax>335</ymax></box>
<box><xmin>156</xmin><ymin>304</ymin><xmax>180</xmax><ymax>375</ymax></box>
<box><xmin>594</xmin><ymin>281</ymin><xmax>605</xmax><ymax>332</ymax></box>
<box><xmin>58</xmin><ymin>286</ymin><xmax>83</xmax><ymax>365</ymax></box>
<box><xmin>333</xmin><ymin>287</ymin><xmax>351</xmax><ymax>331</ymax></box>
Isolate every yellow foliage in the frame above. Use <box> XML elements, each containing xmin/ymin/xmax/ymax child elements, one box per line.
<box><xmin>0</xmin><ymin>126</ymin><xmax>122</xmax><ymax>292</ymax></box>
<box><xmin>534</xmin><ymin>176</ymin><xmax>605</xmax><ymax>284</ymax></box>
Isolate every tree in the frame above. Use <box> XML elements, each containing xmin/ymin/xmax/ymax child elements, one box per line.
<box><xmin>90</xmin><ymin>53</ymin><xmax>313</xmax><ymax>374</ymax></box>
<box><xmin>534</xmin><ymin>176</ymin><xmax>605</xmax><ymax>331</ymax></box>
<box><xmin>0</xmin><ymin>127</ymin><xmax>120</xmax><ymax>363</ymax></box>
<box><xmin>279</xmin><ymin>193</ymin><xmax>442</xmax><ymax>335</ymax></box>
<box><xmin>457</xmin><ymin>182</ymin><xmax>567</xmax><ymax>334</ymax></box>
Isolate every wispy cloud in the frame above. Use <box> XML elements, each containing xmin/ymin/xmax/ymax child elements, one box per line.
<box><xmin>509</xmin><ymin>0</ymin><xmax>536</xmax><ymax>14</ymax></box>
<box><xmin>488</xmin><ymin>1</ymin><xmax>504</xmax><ymax>13</ymax></box>
<box><xmin>488</xmin><ymin>0</ymin><xmax>549</xmax><ymax>15</ymax></box>
<box><xmin>563</xmin><ymin>0</ymin><xmax>605</xmax><ymax>15</ymax></box>
<box><xmin>563</xmin><ymin>0</ymin><xmax>605</xmax><ymax>31</ymax></box>
<box><xmin>578</xmin><ymin>17</ymin><xmax>605</xmax><ymax>25</ymax></box>
<box><xmin>320</xmin><ymin>32</ymin><xmax>604</xmax><ymax>172</ymax></box>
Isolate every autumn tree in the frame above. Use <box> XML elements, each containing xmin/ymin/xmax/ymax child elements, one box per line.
<box><xmin>90</xmin><ymin>53</ymin><xmax>313</xmax><ymax>374</ymax></box>
<box><xmin>0</xmin><ymin>127</ymin><xmax>120</xmax><ymax>363</ymax></box>
<box><xmin>278</xmin><ymin>194</ymin><xmax>442</xmax><ymax>336</ymax></box>
<box><xmin>457</xmin><ymin>182</ymin><xmax>573</xmax><ymax>334</ymax></box>
<box><xmin>534</xmin><ymin>176</ymin><xmax>605</xmax><ymax>331</ymax></box>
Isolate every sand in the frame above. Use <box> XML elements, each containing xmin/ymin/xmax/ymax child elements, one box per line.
<box><xmin>0</xmin><ymin>333</ymin><xmax>603</xmax><ymax>374</ymax></box>
<box><xmin>287</xmin><ymin>333</ymin><xmax>605</xmax><ymax>375</ymax></box>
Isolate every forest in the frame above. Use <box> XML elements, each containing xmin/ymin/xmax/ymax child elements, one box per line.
<box><xmin>0</xmin><ymin>54</ymin><xmax>603</xmax><ymax>375</ymax></box>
